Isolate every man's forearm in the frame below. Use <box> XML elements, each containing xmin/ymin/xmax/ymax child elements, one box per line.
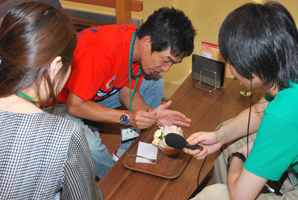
<box><xmin>218</xmin><ymin>95</ymin><xmax>267</xmax><ymax>145</ymax></box>
<box><xmin>227</xmin><ymin>158</ymin><xmax>245</xmax><ymax>200</ymax></box>
<box><xmin>67</xmin><ymin>99</ymin><xmax>123</xmax><ymax>123</ymax></box>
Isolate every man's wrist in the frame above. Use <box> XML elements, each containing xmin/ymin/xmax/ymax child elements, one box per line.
<box><xmin>227</xmin><ymin>152</ymin><xmax>246</xmax><ymax>169</ymax></box>
<box><xmin>120</xmin><ymin>110</ymin><xmax>130</xmax><ymax>125</ymax></box>
<box><xmin>215</xmin><ymin>129</ymin><xmax>226</xmax><ymax>147</ymax></box>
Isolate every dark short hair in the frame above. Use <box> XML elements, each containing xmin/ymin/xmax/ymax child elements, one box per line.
<box><xmin>0</xmin><ymin>2</ymin><xmax>77</xmax><ymax>105</ymax></box>
<box><xmin>219</xmin><ymin>1</ymin><xmax>298</xmax><ymax>90</ymax></box>
<box><xmin>138</xmin><ymin>7</ymin><xmax>196</xmax><ymax>58</ymax></box>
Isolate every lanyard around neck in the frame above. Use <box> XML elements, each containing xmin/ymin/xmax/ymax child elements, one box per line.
<box><xmin>128</xmin><ymin>32</ymin><xmax>141</xmax><ymax>111</ymax></box>
<box><xmin>129</xmin><ymin>73</ymin><xmax>139</xmax><ymax>111</ymax></box>
<box><xmin>17</xmin><ymin>92</ymin><xmax>39</xmax><ymax>107</ymax></box>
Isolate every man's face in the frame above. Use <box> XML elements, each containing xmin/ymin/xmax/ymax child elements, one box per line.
<box><xmin>140</xmin><ymin>43</ymin><xmax>183</xmax><ymax>75</ymax></box>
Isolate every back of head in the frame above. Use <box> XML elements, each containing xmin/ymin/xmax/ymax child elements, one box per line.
<box><xmin>219</xmin><ymin>1</ymin><xmax>298</xmax><ymax>90</ymax></box>
<box><xmin>138</xmin><ymin>7</ymin><xmax>196</xmax><ymax>58</ymax></box>
<box><xmin>0</xmin><ymin>2</ymin><xmax>77</xmax><ymax>103</ymax></box>
<box><xmin>0</xmin><ymin>0</ymin><xmax>63</xmax><ymax>19</ymax></box>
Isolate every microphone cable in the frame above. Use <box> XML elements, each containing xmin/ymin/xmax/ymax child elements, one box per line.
<box><xmin>197</xmin><ymin>156</ymin><xmax>207</xmax><ymax>186</ymax></box>
<box><xmin>247</xmin><ymin>79</ymin><xmax>253</xmax><ymax>156</ymax></box>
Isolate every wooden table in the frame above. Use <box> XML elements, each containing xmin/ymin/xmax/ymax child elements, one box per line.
<box><xmin>98</xmin><ymin>75</ymin><xmax>264</xmax><ymax>200</ymax></box>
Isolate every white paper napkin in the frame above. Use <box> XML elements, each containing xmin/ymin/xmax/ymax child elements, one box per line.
<box><xmin>136</xmin><ymin>141</ymin><xmax>158</xmax><ymax>163</ymax></box>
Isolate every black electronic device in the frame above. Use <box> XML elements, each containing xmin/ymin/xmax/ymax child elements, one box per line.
<box><xmin>165</xmin><ymin>133</ymin><xmax>203</xmax><ymax>151</ymax></box>
<box><xmin>192</xmin><ymin>54</ymin><xmax>225</xmax><ymax>89</ymax></box>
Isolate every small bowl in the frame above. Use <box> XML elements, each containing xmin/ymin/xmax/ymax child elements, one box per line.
<box><xmin>158</xmin><ymin>145</ymin><xmax>181</xmax><ymax>157</ymax></box>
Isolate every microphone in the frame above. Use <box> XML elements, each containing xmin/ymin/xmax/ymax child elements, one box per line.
<box><xmin>165</xmin><ymin>133</ymin><xmax>203</xmax><ymax>150</ymax></box>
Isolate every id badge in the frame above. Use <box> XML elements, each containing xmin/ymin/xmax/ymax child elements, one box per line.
<box><xmin>121</xmin><ymin>125</ymin><xmax>141</xmax><ymax>142</ymax></box>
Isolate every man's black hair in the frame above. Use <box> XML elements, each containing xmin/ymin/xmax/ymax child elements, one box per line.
<box><xmin>219</xmin><ymin>1</ymin><xmax>298</xmax><ymax>90</ymax></box>
<box><xmin>138</xmin><ymin>7</ymin><xmax>196</xmax><ymax>58</ymax></box>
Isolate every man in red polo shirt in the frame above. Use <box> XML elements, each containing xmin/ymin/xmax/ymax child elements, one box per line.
<box><xmin>46</xmin><ymin>7</ymin><xmax>196</xmax><ymax>179</ymax></box>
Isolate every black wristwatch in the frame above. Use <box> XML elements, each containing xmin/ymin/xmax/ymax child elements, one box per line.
<box><xmin>120</xmin><ymin>110</ymin><xmax>129</xmax><ymax>125</ymax></box>
<box><xmin>227</xmin><ymin>152</ymin><xmax>246</xmax><ymax>168</ymax></box>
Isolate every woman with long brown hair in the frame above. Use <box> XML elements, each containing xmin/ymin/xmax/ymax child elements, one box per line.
<box><xmin>0</xmin><ymin>2</ymin><xmax>102</xmax><ymax>199</ymax></box>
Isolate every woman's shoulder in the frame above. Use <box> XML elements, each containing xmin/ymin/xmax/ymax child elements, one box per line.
<box><xmin>41</xmin><ymin>112</ymin><xmax>83</xmax><ymax>134</ymax></box>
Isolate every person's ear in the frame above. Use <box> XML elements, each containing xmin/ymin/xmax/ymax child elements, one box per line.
<box><xmin>49</xmin><ymin>56</ymin><xmax>62</xmax><ymax>80</ymax></box>
<box><xmin>141</xmin><ymin>35</ymin><xmax>151</xmax><ymax>50</ymax></box>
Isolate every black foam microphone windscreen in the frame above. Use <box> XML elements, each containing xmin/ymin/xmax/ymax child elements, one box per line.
<box><xmin>165</xmin><ymin>133</ymin><xmax>203</xmax><ymax>150</ymax></box>
<box><xmin>165</xmin><ymin>133</ymin><xmax>187</xmax><ymax>149</ymax></box>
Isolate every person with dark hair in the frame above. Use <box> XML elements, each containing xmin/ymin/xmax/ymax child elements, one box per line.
<box><xmin>138</xmin><ymin>7</ymin><xmax>195</xmax><ymax>58</ymax></box>
<box><xmin>184</xmin><ymin>1</ymin><xmax>298</xmax><ymax>199</ymax></box>
<box><xmin>0</xmin><ymin>2</ymin><xmax>102</xmax><ymax>199</ymax></box>
<box><xmin>44</xmin><ymin>7</ymin><xmax>196</xmax><ymax>179</ymax></box>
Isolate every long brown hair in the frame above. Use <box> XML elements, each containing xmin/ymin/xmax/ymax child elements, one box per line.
<box><xmin>0</xmin><ymin>2</ymin><xmax>77</xmax><ymax>107</ymax></box>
